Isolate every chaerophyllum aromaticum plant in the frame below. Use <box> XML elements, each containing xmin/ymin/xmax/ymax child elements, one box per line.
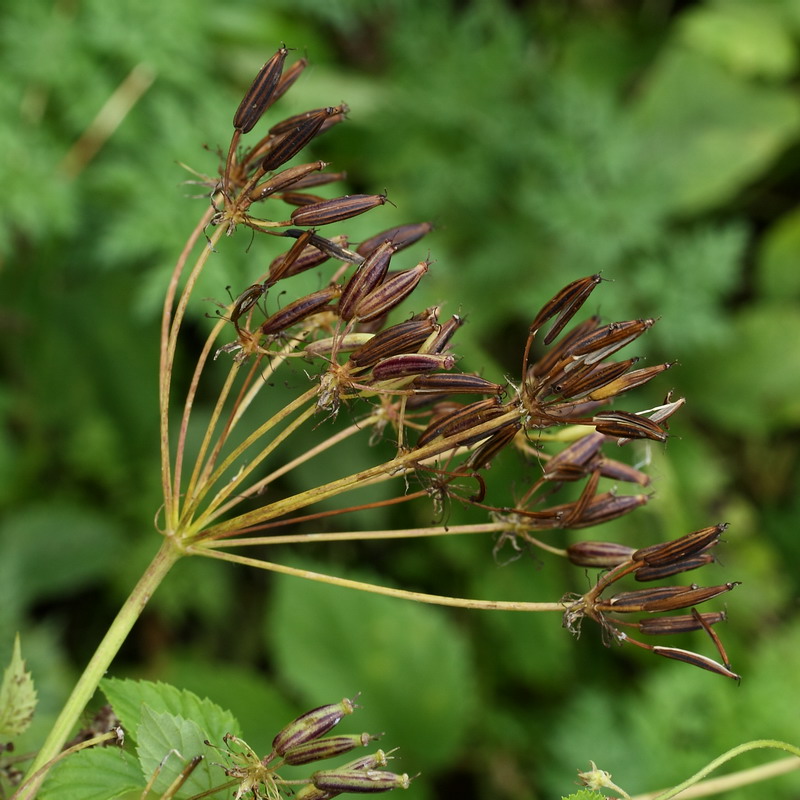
<box><xmin>6</xmin><ymin>44</ymin><xmax>787</xmax><ymax>800</ymax></box>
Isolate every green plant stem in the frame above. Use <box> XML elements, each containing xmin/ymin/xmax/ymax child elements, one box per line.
<box><xmin>631</xmin><ymin>740</ymin><xmax>800</xmax><ymax>800</ymax></box>
<box><xmin>191</xmin><ymin>546</ymin><xmax>564</xmax><ymax>612</ymax></box>
<box><xmin>18</xmin><ymin>538</ymin><xmax>182</xmax><ymax>799</ymax></box>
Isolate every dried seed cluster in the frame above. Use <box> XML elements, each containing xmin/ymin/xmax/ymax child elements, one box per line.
<box><xmin>201</xmin><ymin>46</ymin><xmax>739</xmax><ymax>678</ymax></box>
<box><xmin>211</xmin><ymin>697</ymin><xmax>409</xmax><ymax>800</ymax></box>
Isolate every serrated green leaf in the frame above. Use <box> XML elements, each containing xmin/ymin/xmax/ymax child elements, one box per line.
<box><xmin>38</xmin><ymin>746</ymin><xmax>143</xmax><ymax>800</ymax></box>
<box><xmin>101</xmin><ymin>678</ymin><xmax>240</xmax><ymax>747</ymax></box>
<box><xmin>562</xmin><ymin>792</ymin><xmax>606</xmax><ymax>800</ymax></box>
<box><xmin>0</xmin><ymin>634</ymin><xmax>38</xmax><ymax>737</ymax></box>
<box><xmin>266</xmin><ymin>559</ymin><xmax>477</xmax><ymax>772</ymax></box>
<box><xmin>136</xmin><ymin>706</ymin><xmax>222</xmax><ymax>798</ymax></box>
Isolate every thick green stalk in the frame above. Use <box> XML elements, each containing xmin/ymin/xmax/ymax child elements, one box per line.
<box><xmin>18</xmin><ymin>538</ymin><xmax>182</xmax><ymax>799</ymax></box>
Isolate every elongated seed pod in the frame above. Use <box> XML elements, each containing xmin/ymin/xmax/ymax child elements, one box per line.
<box><xmin>530</xmin><ymin>316</ymin><xmax>600</xmax><ymax>379</ymax></box>
<box><xmin>587</xmin><ymin>362</ymin><xmax>674</xmax><ymax>402</ymax></box>
<box><xmin>411</xmin><ymin>373</ymin><xmax>504</xmax><ymax>395</ymax></box>
<box><xmin>349</xmin><ymin>318</ymin><xmax>438</xmax><ymax>369</ymax></box>
<box><xmin>542</xmin><ymin>432</ymin><xmax>605</xmax><ymax>481</ymax></box>
<box><xmin>575</xmin><ymin>319</ymin><xmax>656</xmax><ymax>366</ymax></box>
<box><xmin>267</xmin><ymin>229</ymin><xmax>316</xmax><ymax>285</ymax></box>
<box><xmin>230</xmin><ymin>283</ymin><xmax>267</xmax><ymax>331</ymax></box>
<box><xmin>272</xmin><ymin>697</ymin><xmax>356</xmax><ymax>757</ymax></box>
<box><xmin>249</xmin><ymin>161</ymin><xmax>329</xmax><ymax>202</ymax></box>
<box><xmin>280</xmin><ymin>191</ymin><xmax>327</xmax><ymax>207</ymax></box>
<box><xmin>356</xmin><ymin>222</ymin><xmax>434</xmax><ymax>257</ymax></box>
<box><xmin>259</xmin><ymin>285</ymin><xmax>341</xmax><ymax>336</ymax></box>
<box><xmin>313</xmin><ymin>769</ymin><xmax>410</xmax><ymax>793</ymax></box>
<box><xmin>466</xmin><ymin>421</ymin><xmax>521</xmax><ymax>470</ymax></box>
<box><xmin>271</xmin><ymin>57</ymin><xmax>308</xmax><ymax>104</ymax></box>
<box><xmin>290</xmin><ymin>193</ymin><xmax>389</xmax><ymax>227</ymax></box>
<box><xmin>592</xmin><ymin>411</ymin><xmax>668</xmax><ymax>443</ymax></box>
<box><xmin>270</xmin><ymin>107</ymin><xmax>345</xmax><ymax>137</ymax></box>
<box><xmin>371</xmin><ymin>353</ymin><xmax>455</xmax><ymax>382</ymax></box>
<box><xmin>306</xmin><ymin>233</ymin><xmax>361</xmax><ymax>264</ymax></box>
<box><xmin>603</xmin><ymin>582</ymin><xmax>739</xmax><ymax>614</ymax></box>
<box><xmin>416</xmin><ymin>397</ymin><xmax>506</xmax><ymax>448</ymax></box>
<box><xmin>555</xmin><ymin>358</ymin><xmax>639</xmax><ymax>401</ymax></box>
<box><xmin>233</xmin><ymin>46</ymin><xmax>289</xmax><ymax>133</ymax></box>
<box><xmin>261</xmin><ymin>107</ymin><xmax>340</xmax><ymax>173</ymax></box>
<box><xmin>634</xmin><ymin>554</ymin><xmax>716</xmax><ymax>581</ymax></box>
<box><xmin>425</xmin><ymin>313</ymin><xmax>464</xmax><ymax>354</ymax></box>
<box><xmin>283</xmin><ymin>733</ymin><xmax>375</xmax><ymax>766</ymax></box>
<box><xmin>652</xmin><ymin>647</ymin><xmax>740</xmax><ymax>680</ymax></box>
<box><xmin>286</xmin><ymin>170</ymin><xmax>348</xmax><ymax>190</ymax></box>
<box><xmin>338</xmin><ymin>241</ymin><xmax>396</xmax><ymax>321</ymax></box>
<box><xmin>638</xmin><ymin>612</ymin><xmax>726</xmax><ymax>635</ymax></box>
<box><xmin>562</xmin><ymin>491</ymin><xmax>649</xmax><ymax>529</ymax></box>
<box><xmin>529</xmin><ymin>274</ymin><xmax>603</xmax><ymax>345</ymax></box>
<box><xmin>633</xmin><ymin>523</ymin><xmax>727</xmax><ymax>566</ymax></box>
<box><xmin>595</xmin><ymin>456</ymin><xmax>651</xmax><ymax>487</ymax></box>
<box><xmin>353</xmin><ymin>261</ymin><xmax>430</xmax><ymax>323</ymax></box>
<box><xmin>566</xmin><ymin>541</ymin><xmax>636</xmax><ymax>568</ymax></box>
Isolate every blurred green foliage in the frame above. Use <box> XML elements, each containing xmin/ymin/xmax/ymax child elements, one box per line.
<box><xmin>2</xmin><ymin>0</ymin><xmax>800</xmax><ymax>798</ymax></box>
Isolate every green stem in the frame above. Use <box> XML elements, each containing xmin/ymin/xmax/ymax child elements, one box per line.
<box><xmin>19</xmin><ymin>538</ymin><xmax>182</xmax><ymax>799</ymax></box>
<box><xmin>638</xmin><ymin>739</ymin><xmax>800</xmax><ymax>800</ymax></box>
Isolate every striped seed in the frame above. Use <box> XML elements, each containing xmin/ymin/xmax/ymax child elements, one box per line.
<box><xmin>371</xmin><ymin>353</ymin><xmax>455</xmax><ymax>382</ymax></box>
<box><xmin>249</xmin><ymin>161</ymin><xmax>329</xmax><ymax>202</ymax></box>
<box><xmin>586</xmin><ymin>362</ymin><xmax>674</xmax><ymax>402</ymax></box>
<box><xmin>592</xmin><ymin>411</ymin><xmax>668</xmax><ymax>443</ymax></box>
<box><xmin>633</xmin><ymin>524</ymin><xmax>727</xmax><ymax>566</ymax></box>
<box><xmin>259</xmin><ymin>285</ymin><xmax>342</xmax><ymax>336</ymax></box>
<box><xmin>566</xmin><ymin>541</ymin><xmax>636</xmax><ymax>569</ymax></box>
<box><xmin>652</xmin><ymin>647</ymin><xmax>740</xmax><ymax>680</ymax></box>
<box><xmin>411</xmin><ymin>373</ymin><xmax>504</xmax><ymax>395</ymax></box>
<box><xmin>351</xmin><ymin>261</ymin><xmax>430</xmax><ymax>323</ymax></box>
<box><xmin>272</xmin><ymin>697</ymin><xmax>357</xmax><ymax>757</ymax></box>
<box><xmin>260</xmin><ymin>107</ymin><xmax>340</xmax><ymax>173</ymax></box>
<box><xmin>466</xmin><ymin>421</ymin><xmax>521</xmax><ymax>470</ymax></box>
<box><xmin>638</xmin><ymin>611</ymin><xmax>726</xmax><ymax>635</ymax></box>
<box><xmin>348</xmin><ymin>318</ymin><xmax>438</xmax><ymax>369</ymax></box>
<box><xmin>417</xmin><ymin>397</ymin><xmax>506</xmax><ymax>448</ymax></box>
<box><xmin>356</xmin><ymin>222</ymin><xmax>434</xmax><ymax>257</ymax></box>
<box><xmin>267</xmin><ymin>229</ymin><xmax>316</xmax><ymax>284</ymax></box>
<box><xmin>290</xmin><ymin>193</ymin><xmax>389</xmax><ymax>227</ymax></box>
<box><xmin>233</xmin><ymin>46</ymin><xmax>289</xmax><ymax>134</ymax></box>
<box><xmin>530</xmin><ymin>274</ymin><xmax>603</xmax><ymax>345</ymax></box>
<box><xmin>338</xmin><ymin>241</ymin><xmax>396</xmax><ymax>321</ymax></box>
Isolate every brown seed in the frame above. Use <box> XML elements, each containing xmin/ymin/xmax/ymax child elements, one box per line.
<box><xmin>290</xmin><ymin>193</ymin><xmax>389</xmax><ymax>227</ymax></box>
<box><xmin>349</xmin><ymin>318</ymin><xmax>438</xmax><ymax>369</ymax></box>
<box><xmin>286</xmin><ymin>170</ymin><xmax>349</xmax><ymax>190</ymax></box>
<box><xmin>259</xmin><ymin>285</ymin><xmax>342</xmax><ymax>336</ymax></box>
<box><xmin>272</xmin><ymin>697</ymin><xmax>357</xmax><ymax>757</ymax></box>
<box><xmin>542</xmin><ymin>432</ymin><xmax>605</xmax><ymax>481</ymax></box>
<box><xmin>417</xmin><ymin>397</ymin><xmax>506</xmax><ymax>448</ymax></box>
<box><xmin>651</xmin><ymin>646</ymin><xmax>740</xmax><ymax>680</ymax></box>
<box><xmin>572</xmin><ymin>319</ymin><xmax>656</xmax><ymax>365</ymax></box>
<box><xmin>338</xmin><ymin>241</ymin><xmax>396</xmax><ymax>322</ymax></box>
<box><xmin>633</xmin><ymin>524</ymin><xmax>727</xmax><ymax>566</ymax></box>
<box><xmin>249</xmin><ymin>161</ymin><xmax>329</xmax><ymax>202</ymax></box>
<box><xmin>411</xmin><ymin>373</ymin><xmax>504</xmax><ymax>395</ymax></box>
<box><xmin>466</xmin><ymin>421</ymin><xmax>521</xmax><ymax>470</ymax></box>
<box><xmin>555</xmin><ymin>358</ymin><xmax>640</xmax><ymax>401</ymax></box>
<box><xmin>267</xmin><ymin>229</ymin><xmax>316</xmax><ymax>285</ymax></box>
<box><xmin>356</xmin><ymin>222</ymin><xmax>435</xmax><ymax>257</ymax></box>
<box><xmin>566</xmin><ymin>541</ymin><xmax>636</xmax><ymax>569</ymax></box>
<box><xmin>229</xmin><ymin>283</ymin><xmax>267</xmax><ymax>332</ymax></box>
<box><xmin>529</xmin><ymin>274</ymin><xmax>603</xmax><ymax>345</ymax></box>
<box><xmin>592</xmin><ymin>411</ymin><xmax>668</xmax><ymax>443</ymax></box>
<box><xmin>271</xmin><ymin>57</ymin><xmax>308</xmax><ymax>105</ymax></box>
<box><xmin>587</xmin><ymin>362</ymin><xmax>674</xmax><ymax>402</ymax></box>
<box><xmin>270</xmin><ymin>106</ymin><xmax>347</xmax><ymax>137</ymax></box>
<box><xmin>283</xmin><ymin>733</ymin><xmax>375</xmax><ymax>766</ymax></box>
<box><xmin>563</xmin><ymin>491</ymin><xmax>649</xmax><ymax>529</ymax></box>
<box><xmin>603</xmin><ymin>582</ymin><xmax>739</xmax><ymax>613</ymax></box>
<box><xmin>233</xmin><ymin>46</ymin><xmax>289</xmax><ymax>134</ymax></box>
<box><xmin>260</xmin><ymin>107</ymin><xmax>339</xmax><ymax>173</ymax></box>
<box><xmin>425</xmin><ymin>313</ymin><xmax>465</xmax><ymax>354</ymax></box>
<box><xmin>529</xmin><ymin>316</ymin><xmax>600</xmax><ymax>380</ymax></box>
<box><xmin>279</xmin><ymin>191</ymin><xmax>327</xmax><ymax>207</ymax></box>
<box><xmin>372</xmin><ymin>353</ymin><xmax>455</xmax><ymax>382</ymax></box>
<box><xmin>352</xmin><ymin>261</ymin><xmax>430</xmax><ymax>323</ymax></box>
<box><xmin>638</xmin><ymin>611</ymin><xmax>726</xmax><ymax>635</ymax></box>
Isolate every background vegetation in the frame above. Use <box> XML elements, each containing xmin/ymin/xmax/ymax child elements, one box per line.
<box><xmin>2</xmin><ymin>1</ymin><xmax>800</xmax><ymax>798</ymax></box>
